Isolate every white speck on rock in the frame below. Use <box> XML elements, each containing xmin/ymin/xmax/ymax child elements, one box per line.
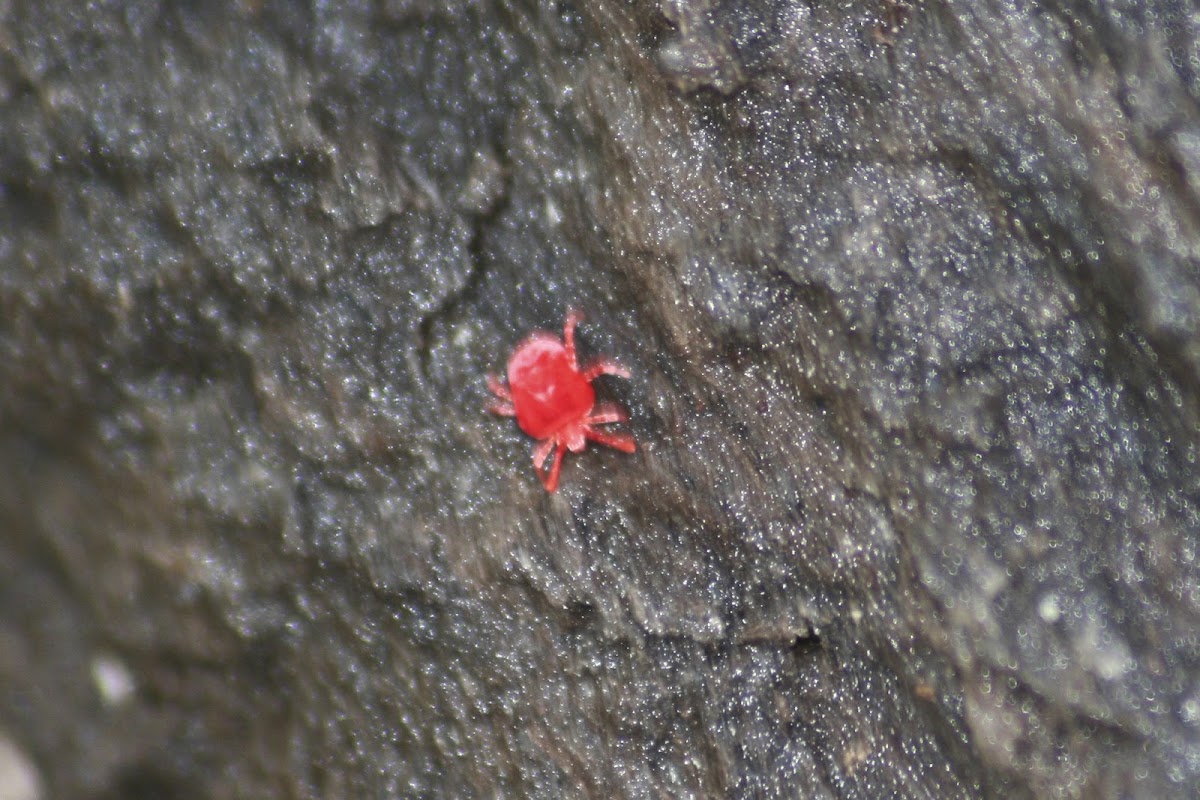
<box><xmin>1037</xmin><ymin>592</ymin><xmax>1061</xmax><ymax>623</ymax></box>
<box><xmin>0</xmin><ymin>731</ymin><xmax>42</xmax><ymax>800</ymax></box>
<box><xmin>91</xmin><ymin>653</ymin><xmax>136</xmax><ymax>707</ymax></box>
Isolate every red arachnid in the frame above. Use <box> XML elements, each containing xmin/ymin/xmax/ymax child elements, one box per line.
<box><xmin>487</xmin><ymin>310</ymin><xmax>636</xmax><ymax>492</ymax></box>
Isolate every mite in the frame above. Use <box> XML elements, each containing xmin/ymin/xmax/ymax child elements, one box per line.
<box><xmin>487</xmin><ymin>310</ymin><xmax>636</xmax><ymax>492</ymax></box>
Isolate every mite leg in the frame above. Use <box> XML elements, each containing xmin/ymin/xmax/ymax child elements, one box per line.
<box><xmin>487</xmin><ymin>375</ymin><xmax>515</xmax><ymax>416</ymax></box>
<box><xmin>532</xmin><ymin>438</ymin><xmax>555</xmax><ymax>469</ymax></box>
<box><xmin>581</xmin><ymin>359</ymin><xmax>630</xmax><ymax>382</ymax></box>
<box><xmin>584</xmin><ymin>428</ymin><xmax>636</xmax><ymax>453</ymax></box>
<box><xmin>563</xmin><ymin>309</ymin><xmax>583</xmax><ymax>370</ymax></box>
<box><xmin>537</xmin><ymin>441</ymin><xmax>567</xmax><ymax>492</ymax></box>
<box><xmin>585</xmin><ymin>403</ymin><xmax>628</xmax><ymax>425</ymax></box>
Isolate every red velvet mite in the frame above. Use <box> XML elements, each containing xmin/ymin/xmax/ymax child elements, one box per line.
<box><xmin>487</xmin><ymin>310</ymin><xmax>636</xmax><ymax>492</ymax></box>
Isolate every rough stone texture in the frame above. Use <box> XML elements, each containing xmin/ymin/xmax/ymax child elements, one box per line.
<box><xmin>2</xmin><ymin>0</ymin><xmax>1199</xmax><ymax>798</ymax></box>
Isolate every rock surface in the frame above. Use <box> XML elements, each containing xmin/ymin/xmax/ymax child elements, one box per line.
<box><xmin>2</xmin><ymin>1</ymin><xmax>1199</xmax><ymax>797</ymax></box>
